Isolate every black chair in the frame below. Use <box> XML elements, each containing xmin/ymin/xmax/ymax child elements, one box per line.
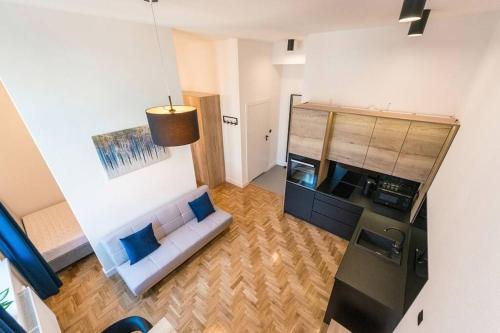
<box><xmin>101</xmin><ymin>316</ymin><xmax>153</xmax><ymax>333</ymax></box>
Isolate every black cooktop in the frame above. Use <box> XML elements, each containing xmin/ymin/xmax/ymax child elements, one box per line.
<box><xmin>331</xmin><ymin>182</ymin><xmax>356</xmax><ymax>199</ymax></box>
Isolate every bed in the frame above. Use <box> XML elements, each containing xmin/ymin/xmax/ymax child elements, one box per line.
<box><xmin>22</xmin><ymin>201</ymin><xmax>93</xmax><ymax>272</ymax></box>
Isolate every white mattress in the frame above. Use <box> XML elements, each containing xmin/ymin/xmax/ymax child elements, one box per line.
<box><xmin>22</xmin><ymin>202</ymin><xmax>88</xmax><ymax>262</ymax></box>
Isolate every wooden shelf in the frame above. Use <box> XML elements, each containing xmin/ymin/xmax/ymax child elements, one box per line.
<box><xmin>294</xmin><ymin>102</ymin><xmax>459</xmax><ymax>126</ymax></box>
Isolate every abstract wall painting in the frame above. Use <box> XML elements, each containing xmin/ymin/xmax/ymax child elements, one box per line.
<box><xmin>92</xmin><ymin>125</ymin><xmax>169</xmax><ymax>179</ymax></box>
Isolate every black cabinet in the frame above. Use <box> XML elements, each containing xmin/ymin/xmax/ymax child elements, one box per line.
<box><xmin>310</xmin><ymin>192</ymin><xmax>363</xmax><ymax>240</ymax></box>
<box><xmin>284</xmin><ymin>181</ymin><xmax>363</xmax><ymax>240</ymax></box>
<box><xmin>324</xmin><ymin>280</ymin><xmax>402</xmax><ymax>333</ymax></box>
<box><xmin>284</xmin><ymin>181</ymin><xmax>315</xmax><ymax>221</ymax></box>
<box><xmin>310</xmin><ymin>212</ymin><xmax>355</xmax><ymax>240</ymax></box>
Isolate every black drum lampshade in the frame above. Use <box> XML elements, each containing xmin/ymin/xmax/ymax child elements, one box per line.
<box><xmin>146</xmin><ymin>105</ymin><xmax>200</xmax><ymax>147</ymax></box>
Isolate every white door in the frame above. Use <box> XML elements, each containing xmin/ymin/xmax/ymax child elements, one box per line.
<box><xmin>247</xmin><ymin>101</ymin><xmax>271</xmax><ymax>181</ymax></box>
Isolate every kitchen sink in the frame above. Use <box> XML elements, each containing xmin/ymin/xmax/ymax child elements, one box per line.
<box><xmin>356</xmin><ymin>228</ymin><xmax>402</xmax><ymax>265</ymax></box>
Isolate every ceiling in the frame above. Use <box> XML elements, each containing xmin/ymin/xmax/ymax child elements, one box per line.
<box><xmin>3</xmin><ymin>0</ymin><xmax>500</xmax><ymax>40</ymax></box>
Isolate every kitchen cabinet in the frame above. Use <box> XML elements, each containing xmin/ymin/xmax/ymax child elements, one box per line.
<box><xmin>284</xmin><ymin>181</ymin><xmax>315</xmax><ymax>221</ymax></box>
<box><xmin>400</xmin><ymin>122</ymin><xmax>451</xmax><ymax>157</ymax></box>
<box><xmin>392</xmin><ymin>153</ymin><xmax>436</xmax><ymax>183</ymax></box>
<box><xmin>393</xmin><ymin>122</ymin><xmax>452</xmax><ymax>182</ymax></box>
<box><xmin>310</xmin><ymin>192</ymin><xmax>363</xmax><ymax>240</ymax></box>
<box><xmin>287</xmin><ymin>103</ymin><xmax>459</xmax><ymax>223</ymax></box>
<box><xmin>289</xmin><ymin>108</ymin><xmax>329</xmax><ymax>160</ymax></box>
<box><xmin>328</xmin><ymin>114</ymin><xmax>376</xmax><ymax>168</ymax></box>
<box><xmin>284</xmin><ymin>181</ymin><xmax>362</xmax><ymax>239</ymax></box>
<box><xmin>363</xmin><ymin>118</ymin><xmax>410</xmax><ymax>174</ymax></box>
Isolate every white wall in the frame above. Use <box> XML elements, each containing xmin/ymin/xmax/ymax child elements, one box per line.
<box><xmin>214</xmin><ymin>39</ymin><xmax>244</xmax><ymax>187</ymax></box>
<box><xmin>172</xmin><ymin>35</ymin><xmax>283</xmax><ymax>187</ymax></box>
<box><xmin>272</xmin><ymin>39</ymin><xmax>306</xmax><ymax>65</ymax></box>
<box><xmin>396</xmin><ymin>15</ymin><xmax>500</xmax><ymax>332</ymax></box>
<box><xmin>276</xmin><ymin>65</ymin><xmax>304</xmax><ymax>166</ymax></box>
<box><xmin>0</xmin><ymin>82</ymin><xmax>64</xmax><ymax>217</ymax></box>
<box><xmin>0</xmin><ymin>3</ymin><xmax>196</xmax><ymax>272</ymax></box>
<box><xmin>303</xmin><ymin>13</ymin><xmax>500</xmax><ymax>116</ymax></box>
<box><xmin>172</xmin><ymin>30</ymin><xmax>219</xmax><ymax>93</ymax></box>
<box><xmin>237</xmin><ymin>39</ymin><xmax>281</xmax><ymax>184</ymax></box>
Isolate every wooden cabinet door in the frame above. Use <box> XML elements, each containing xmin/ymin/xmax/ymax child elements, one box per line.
<box><xmin>328</xmin><ymin>114</ymin><xmax>376</xmax><ymax>167</ymax></box>
<box><xmin>289</xmin><ymin>108</ymin><xmax>329</xmax><ymax>160</ymax></box>
<box><xmin>400</xmin><ymin>122</ymin><xmax>451</xmax><ymax>157</ymax></box>
<box><xmin>393</xmin><ymin>122</ymin><xmax>452</xmax><ymax>182</ymax></box>
<box><xmin>184</xmin><ymin>93</ymin><xmax>225</xmax><ymax>188</ymax></box>
<box><xmin>392</xmin><ymin>153</ymin><xmax>436</xmax><ymax>183</ymax></box>
<box><xmin>363</xmin><ymin>118</ymin><xmax>410</xmax><ymax>174</ymax></box>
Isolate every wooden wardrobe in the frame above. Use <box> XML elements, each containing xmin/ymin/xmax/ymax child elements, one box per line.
<box><xmin>183</xmin><ymin>91</ymin><xmax>225</xmax><ymax>188</ymax></box>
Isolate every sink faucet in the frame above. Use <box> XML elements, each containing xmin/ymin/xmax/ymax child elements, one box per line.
<box><xmin>384</xmin><ymin>228</ymin><xmax>406</xmax><ymax>255</ymax></box>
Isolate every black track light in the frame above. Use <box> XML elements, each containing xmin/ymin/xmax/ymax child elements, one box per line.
<box><xmin>399</xmin><ymin>0</ymin><xmax>426</xmax><ymax>23</ymax></box>
<box><xmin>408</xmin><ymin>9</ymin><xmax>431</xmax><ymax>37</ymax></box>
<box><xmin>287</xmin><ymin>39</ymin><xmax>295</xmax><ymax>51</ymax></box>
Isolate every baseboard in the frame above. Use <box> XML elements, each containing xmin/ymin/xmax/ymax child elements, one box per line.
<box><xmin>225</xmin><ymin>177</ymin><xmax>249</xmax><ymax>188</ymax></box>
<box><xmin>103</xmin><ymin>266</ymin><xmax>117</xmax><ymax>278</ymax></box>
<box><xmin>276</xmin><ymin>160</ymin><xmax>287</xmax><ymax>167</ymax></box>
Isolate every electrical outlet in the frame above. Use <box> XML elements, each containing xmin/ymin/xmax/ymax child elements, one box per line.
<box><xmin>418</xmin><ymin>310</ymin><xmax>424</xmax><ymax>326</ymax></box>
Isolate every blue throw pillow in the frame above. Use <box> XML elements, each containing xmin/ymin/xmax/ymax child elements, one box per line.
<box><xmin>188</xmin><ymin>192</ymin><xmax>215</xmax><ymax>222</ymax></box>
<box><xmin>119</xmin><ymin>223</ymin><xmax>160</xmax><ymax>265</ymax></box>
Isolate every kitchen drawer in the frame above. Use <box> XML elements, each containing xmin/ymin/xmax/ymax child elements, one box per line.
<box><xmin>314</xmin><ymin>192</ymin><xmax>364</xmax><ymax>215</ymax></box>
<box><xmin>312</xmin><ymin>199</ymin><xmax>360</xmax><ymax>227</ymax></box>
<box><xmin>310</xmin><ymin>212</ymin><xmax>355</xmax><ymax>240</ymax></box>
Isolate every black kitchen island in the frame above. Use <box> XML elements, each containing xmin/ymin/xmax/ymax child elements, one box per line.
<box><xmin>322</xmin><ymin>210</ymin><xmax>427</xmax><ymax>333</ymax></box>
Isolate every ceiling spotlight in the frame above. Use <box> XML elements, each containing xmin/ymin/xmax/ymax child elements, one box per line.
<box><xmin>399</xmin><ymin>0</ymin><xmax>426</xmax><ymax>23</ymax></box>
<box><xmin>408</xmin><ymin>9</ymin><xmax>431</xmax><ymax>37</ymax></box>
<box><xmin>287</xmin><ymin>39</ymin><xmax>295</xmax><ymax>51</ymax></box>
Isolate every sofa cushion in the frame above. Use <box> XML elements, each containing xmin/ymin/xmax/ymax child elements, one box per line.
<box><xmin>116</xmin><ymin>254</ymin><xmax>158</xmax><ymax>294</ymax></box>
<box><xmin>116</xmin><ymin>238</ymin><xmax>185</xmax><ymax>295</ymax></box>
<box><xmin>186</xmin><ymin>209</ymin><xmax>232</xmax><ymax>239</ymax></box>
<box><xmin>102</xmin><ymin>214</ymin><xmax>158</xmax><ymax>267</ymax></box>
<box><xmin>175</xmin><ymin>185</ymin><xmax>212</xmax><ymax>223</ymax></box>
<box><xmin>148</xmin><ymin>238</ymin><xmax>184</xmax><ymax>268</ymax></box>
<box><xmin>167</xmin><ymin>224</ymin><xmax>201</xmax><ymax>252</ymax></box>
<box><xmin>119</xmin><ymin>223</ymin><xmax>160</xmax><ymax>265</ymax></box>
<box><xmin>188</xmin><ymin>192</ymin><xmax>215</xmax><ymax>222</ymax></box>
<box><xmin>154</xmin><ymin>204</ymin><xmax>185</xmax><ymax>238</ymax></box>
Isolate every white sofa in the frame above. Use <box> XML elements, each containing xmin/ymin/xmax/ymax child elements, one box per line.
<box><xmin>101</xmin><ymin>185</ymin><xmax>232</xmax><ymax>296</ymax></box>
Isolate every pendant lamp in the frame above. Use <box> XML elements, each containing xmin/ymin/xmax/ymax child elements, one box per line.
<box><xmin>399</xmin><ymin>0</ymin><xmax>426</xmax><ymax>23</ymax></box>
<box><xmin>144</xmin><ymin>0</ymin><xmax>200</xmax><ymax>147</ymax></box>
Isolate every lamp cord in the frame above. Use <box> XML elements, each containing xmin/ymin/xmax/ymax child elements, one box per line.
<box><xmin>149</xmin><ymin>0</ymin><xmax>174</xmax><ymax>111</ymax></box>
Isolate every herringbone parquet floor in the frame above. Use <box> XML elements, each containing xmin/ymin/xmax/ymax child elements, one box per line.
<box><xmin>46</xmin><ymin>183</ymin><xmax>348</xmax><ymax>333</ymax></box>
